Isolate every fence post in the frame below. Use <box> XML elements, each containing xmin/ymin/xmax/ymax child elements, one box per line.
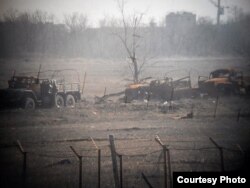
<box><xmin>209</xmin><ymin>137</ymin><xmax>224</xmax><ymax>171</ymax></box>
<box><xmin>90</xmin><ymin>137</ymin><xmax>101</xmax><ymax>188</ymax></box>
<box><xmin>98</xmin><ymin>149</ymin><xmax>101</xmax><ymax>188</ymax></box>
<box><xmin>166</xmin><ymin>148</ymin><xmax>172</xmax><ymax>188</ymax></box>
<box><xmin>118</xmin><ymin>154</ymin><xmax>123</xmax><ymax>188</ymax></box>
<box><xmin>163</xmin><ymin>146</ymin><xmax>167</xmax><ymax>188</ymax></box>
<box><xmin>109</xmin><ymin>135</ymin><xmax>120</xmax><ymax>188</ymax></box>
<box><xmin>17</xmin><ymin>140</ymin><xmax>27</xmax><ymax>188</ymax></box>
<box><xmin>155</xmin><ymin>135</ymin><xmax>172</xmax><ymax>188</ymax></box>
<box><xmin>79</xmin><ymin>156</ymin><xmax>83</xmax><ymax>188</ymax></box>
<box><xmin>213</xmin><ymin>96</ymin><xmax>219</xmax><ymax>119</ymax></box>
<box><xmin>70</xmin><ymin>146</ymin><xmax>83</xmax><ymax>188</ymax></box>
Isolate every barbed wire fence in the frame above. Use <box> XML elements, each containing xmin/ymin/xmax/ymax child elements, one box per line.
<box><xmin>0</xmin><ymin>95</ymin><xmax>249</xmax><ymax>187</ymax></box>
<box><xmin>0</xmin><ymin>132</ymin><xmax>247</xmax><ymax>188</ymax></box>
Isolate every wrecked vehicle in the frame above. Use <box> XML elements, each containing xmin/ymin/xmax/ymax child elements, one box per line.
<box><xmin>125</xmin><ymin>78</ymin><xmax>172</xmax><ymax>102</ymax></box>
<box><xmin>198</xmin><ymin>68</ymin><xmax>250</xmax><ymax>96</ymax></box>
<box><xmin>0</xmin><ymin>67</ymin><xmax>81</xmax><ymax>109</ymax></box>
<box><xmin>49</xmin><ymin>69</ymin><xmax>81</xmax><ymax>108</ymax></box>
<box><xmin>124</xmin><ymin>76</ymin><xmax>193</xmax><ymax>102</ymax></box>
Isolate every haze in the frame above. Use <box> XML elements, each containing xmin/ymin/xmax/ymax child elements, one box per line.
<box><xmin>1</xmin><ymin>0</ymin><xmax>250</xmax><ymax>26</ymax></box>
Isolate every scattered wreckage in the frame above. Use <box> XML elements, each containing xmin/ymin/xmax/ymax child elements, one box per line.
<box><xmin>1</xmin><ymin>65</ymin><xmax>249</xmax><ymax>110</ymax></box>
<box><xmin>124</xmin><ymin>76</ymin><xmax>195</xmax><ymax>102</ymax></box>
<box><xmin>124</xmin><ymin>68</ymin><xmax>250</xmax><ymax>103</ymax></box>
<box><xmin>0</xmin><ymin>66</ymin><xmax>81</xmax><ymax>109</ymax></box>
<box><xmin>198</xmin><ymin>68</ymin><xmax>250</xmax><ymax>96</ymax></box>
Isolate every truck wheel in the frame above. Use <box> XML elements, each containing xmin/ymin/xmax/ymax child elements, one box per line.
<box><xmin>24</xmin><ymin>97</ymin><xmax>35</xmax><ymax>110</ymax></box>
<box><xmin>55</xmin><ymin>95</ymin><xmax>64</xmax><ymax>108</ymax></box>
<box><xmin>66</xmin><ymin>94</ymin><xmax>75</xmax><ymax>108</ymax></box>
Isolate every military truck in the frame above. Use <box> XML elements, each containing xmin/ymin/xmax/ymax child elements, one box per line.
<box><xmin>0</xmin><ymin>67</ymin><xmax>81</xmax><ymax>109</ymax></box>
<box><xmin>198</xmin><ymin>68</ymin><xmax>250</xmax><ymax>96</ymax></box>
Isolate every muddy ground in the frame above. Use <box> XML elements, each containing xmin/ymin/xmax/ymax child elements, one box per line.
<box><xmin>0</xmin><ymin>57</ymin><xmax>250</xmax><ymax>188</ymax></box>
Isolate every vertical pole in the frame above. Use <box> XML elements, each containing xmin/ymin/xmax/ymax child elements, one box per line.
<box><xmin>17</xmin><ymin>140</ymin><xmax>27</xmax><ymax>188</ymax></box>
<box><xmin>90</xmin><ymin>137</ymin><xmax>101</xmax><ymax>188</ymax></box>
<box><xmin>217</xmin><ymin>0</ymin><xmax>221</xmax><ymax>26</ymax></box>
<box><xmin>109</xmin><ymin>135</ymin><xmax>120</xmax><ymax>188</ymax></box>
<box><xmin>70</xmin><ymin>146</ymin><xmax>83</xmax><ymax>188</ymax></box>
<box><xmin>103</xmin><ymin>87</ymin><xmax>107</xmax><ymax>96</ymax></box>
<box><xmin>79</xmin><ymin>156</ymin><xmax>82</xmax><ymax>188</ymax></box>
<box><xmin>166</xmin><ymin>149</ymin><xmax>172</xmax><ymax>188</ymax></box>
<box><xmin>213</xmin><ymin>95</ymin><xmax>219</xmax><ymax>119</ymax></box>
<box><xmin>119</xmin><ymin>155</ymin><xmax>123</xmax><ymax>188</ymax></box>
<box><xmin>163</xmin><ymin>146</ymin><xmax>167</xmax><ymax>188</ymax></box>
<box><xmin>219</xmin><ymin>148</ymin><xmax>224</xmax><ymax>172</ymax></box>
<box><xmin>81</xmin><ymin>72</ymin><xmax>87</xmax><ymax>94</ymax></box>
<box><xmin>209</xmin><ymin>137</ymin><xmax>224</xmax><ymax>172</ymax></box>
<box><xmin>98</xmin><ymin>149</ymin><xmax>101</xmax><ymax>188</ymax></box>
<box><xmin>37</xmin><ymin>64</ymin><xmax>42</xmax><ymax>81</ymax></box>
<box><xmin>155</xmin><ymin>135</ymin><xmax>172</xmax><ymax>188</ymax></box>
<box><xmin>22</xmin><ymin>152</ymin><xmax>27</xmax><ymax>188</ymax></box>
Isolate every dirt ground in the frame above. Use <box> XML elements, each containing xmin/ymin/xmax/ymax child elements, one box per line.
<box><xmin>0</xmin><ymin>57</ymin><xmax>250</xmax><ymax>188</ymax></box>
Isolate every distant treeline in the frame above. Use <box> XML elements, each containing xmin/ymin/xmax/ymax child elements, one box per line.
<box><xmin>0</xmin><ymin>10</ymin><xmax>250</xmax><ymax>58</ymax></box>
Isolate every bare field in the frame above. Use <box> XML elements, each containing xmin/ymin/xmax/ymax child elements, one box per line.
<box><xmin>0</xmin><ymin>57</ymin><xmax>250</xmax><ymax>188</ymax></box>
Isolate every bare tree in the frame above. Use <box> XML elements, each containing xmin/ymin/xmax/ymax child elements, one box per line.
<box><xmin>99</xmin><ymin>16</ymin><xmax>120</xmax><ymax>28</ymax></box>
<box><xmin>63</xmin><ymin>13</ymin><xmax>88</xmax><ymax>56</ymax></box>
<box><xmin>115</xmin><ymin>0</ymin><xmax>148</xmax><ymax>83</ymax></box>
<box><xmin>30</xmin><ymin>10</ymin><xmax>55</xmax><ymax>24</ymax></box>
<box><xmin>228</xmin><ymin>6</ymin><xmax>244</xmax><ymax>23</ymax></box>
<box><xmin>64</xmin><ymin>12</ymin><xmax>88</xmax><ymax>33</ymax></box>
<box><xmin>2</xmin><ymin>8</ymin><xmax>18</xmax><ymax>22</ymax></box>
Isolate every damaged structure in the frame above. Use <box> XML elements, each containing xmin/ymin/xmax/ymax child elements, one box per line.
<box><xmin>124</xmin><ymin>75</ymin><xmax>194</xmax><ymax>102</ymax></box>
<box><xmin>198</xmin><ymin>68</ymin><xmax>250</xmax><ymax>96</ymax></box>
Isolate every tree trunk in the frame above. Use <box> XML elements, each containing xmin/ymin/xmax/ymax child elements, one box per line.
<box><xmin>132</xmin><ymin>57</ymin><xmax>139</xmax><ymax>83</ymax></box>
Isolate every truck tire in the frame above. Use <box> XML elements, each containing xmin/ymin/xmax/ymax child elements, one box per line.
<box><xmin>55</xmin><ymin>94</ymin><xmax>64</xmax><ymax>108</ymax></box>
<box><xmin>66</xmin><ymin>94</ymin><xmax>75</xmax><ymax>108</ymax></box>
<box><xmin>24</xmin><ymin>97</ymin><xmax>35</xmax><ymax>110</ymax></box>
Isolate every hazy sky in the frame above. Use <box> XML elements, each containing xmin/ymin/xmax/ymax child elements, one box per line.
<box><xmin>1</xmin><ymin>0</ymin><xmax>250</xmax><ymax>26</ymax></box>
